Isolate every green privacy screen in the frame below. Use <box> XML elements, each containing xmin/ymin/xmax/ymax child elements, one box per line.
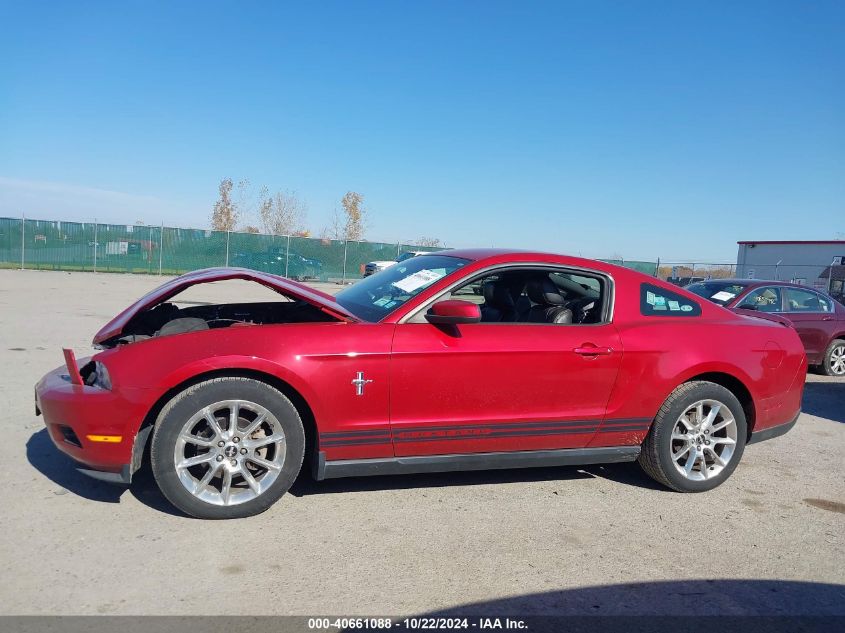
<box><xmin>0</xmin><ymin>217</ymin><xmax>657</xmax><ymax>280</ymax></box>
<box><xmin>598</xmin><ymin>258</ymin><xmax>659</xmax><ymax>276</ymax></box>
<box><xmin>0</xmin><ymin>217</ymin><xmax>440</xmax><ymax>281</ymax></box>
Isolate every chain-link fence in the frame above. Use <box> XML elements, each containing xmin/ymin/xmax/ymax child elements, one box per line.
<box><xmin>597</xmin><ymin>258</ymin><xmax>658</xmax><ymax>276</ymax></box>
<box><xmin>0</xmin><ymin>216</ymin><xmax>665</xmax><ymax>282</ymax></box>
<box><xmin>657</xmin><ymin>262</ymin><xmax>738</xmax><ymax>284</ymax></box>
<box><xmin>656</xmin><ymin>261</ymin><xmax>844</xmax><ymax>291</ymax></box>
<box><xmin>0</xmin><ymin>216</ymin><xmax>448</xmax><ymax>282</ymax></box>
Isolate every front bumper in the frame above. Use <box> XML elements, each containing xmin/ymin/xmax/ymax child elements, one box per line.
<box><xmin>35</xmin><ymin>363</ymin><xmax>148</xmax><ymax>483</ymax></box>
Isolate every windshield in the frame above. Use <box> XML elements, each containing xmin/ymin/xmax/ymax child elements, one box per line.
<box><xmin>336</xmin><ymin>255</ymin><xmax>470</xmax><ymax>321</ymax></box>
<box><xmin>686</xmin><ymin>281</ymin><xmax>749</xmax><ymax>306</ymax></box>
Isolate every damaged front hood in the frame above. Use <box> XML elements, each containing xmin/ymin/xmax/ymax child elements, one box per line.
<box><xmin>92</xmin><ymin>267</ymin><xmax>359</xmax><ymax>345</ymax></box>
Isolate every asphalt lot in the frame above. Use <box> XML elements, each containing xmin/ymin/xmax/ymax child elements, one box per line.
<box><xmin>0</xmin><ymin>269</ymin><xmax>843</xmax><ymax>616</ymax></box>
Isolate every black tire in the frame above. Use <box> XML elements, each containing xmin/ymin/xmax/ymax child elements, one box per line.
<box><xmin>820</xmin><ymin>338</ymin><xmax>845</xmax><ymax>377</ymax></box>
<box><xmin>150</xmin><ymin>377</ymin><xmax>305</xmax><ymax>519</ymax></box>
<box><xmin>638</xmin><ymin>381</ymin><xmax>747</xmax><ymax>492</ymax></box>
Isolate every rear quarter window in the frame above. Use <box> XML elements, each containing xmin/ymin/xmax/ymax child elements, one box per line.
<box><xmin>640</xmin><ymin>283</ymin><xmax>702</xmax><ymax>317</ymax></box>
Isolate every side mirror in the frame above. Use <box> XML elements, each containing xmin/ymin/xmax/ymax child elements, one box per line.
<box><xmin>425</xmin><ymin>300</ymin><xmax>482</xmax><ymax>325</ymax></box>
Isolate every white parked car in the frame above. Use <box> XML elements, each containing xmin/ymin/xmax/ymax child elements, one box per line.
<box><xmin>363</xmin><ymin>250</ymin><xmax>428</xmax><ymax>277</ymax></box>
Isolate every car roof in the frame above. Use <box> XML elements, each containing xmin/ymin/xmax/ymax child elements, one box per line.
<box><xmin>429</xmin><ymin>247</ymin><xmax>524</xmax><ymax>260</ymax></box>
<box><xmin>430</xmin><ymin>247</ymin><xmax>603</xmax><ymax>266</ymax></box>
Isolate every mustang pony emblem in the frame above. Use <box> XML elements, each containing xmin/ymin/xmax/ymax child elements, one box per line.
<box><xmin>351</xmin><ymin>371</ymin><xmax>373</xmax><ymax>396</ymax></box>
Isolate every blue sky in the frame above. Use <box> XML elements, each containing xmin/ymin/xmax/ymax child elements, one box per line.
<box><xmin>1</xmin><ymin>1</ymin><xmax>843</xmax><ymax>261</ymax></box>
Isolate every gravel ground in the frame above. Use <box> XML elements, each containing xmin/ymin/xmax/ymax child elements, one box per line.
<box><xmin>0</xmin><ymin>269</ymin><xmax>843</xmax><ymax>616</ymax></box>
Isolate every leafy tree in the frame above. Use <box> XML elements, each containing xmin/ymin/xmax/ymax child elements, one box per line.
<box><xmin>210</xmin><ymin>178</ymin><xmax>238</xmax><ymax>231</ymax></box>
<box><xmin>341</xmin><ymin>191</ymin><xmax>366</xmax><ymax>241</ymax></box>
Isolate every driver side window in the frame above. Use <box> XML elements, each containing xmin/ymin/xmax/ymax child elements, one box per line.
<box><xmin>738</xmin><ymin>287</ymin><xmax>782</xmax><ymax>312</ymax></box>
<box><xmin>444</xmin><ymin>267</ymin><xmax>607</xmax><ymax>325</ymax></box>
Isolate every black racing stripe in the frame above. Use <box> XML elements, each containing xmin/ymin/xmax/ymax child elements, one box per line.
<box><xmin>597</xmin><ymin>425</ymin><xmax>650</xmax><ymax>433</ymax></box>
<box><xmin>396</xmin><ymin>420</ymin><xmax>599</xmax><ymax>434</ymax></box>
<box><xmin>601</xmin><ymin>418</ymin><xmax>652</xmax><ymax>426</ymax></box>
<box><xmin>320</xmin><ymin>436</ymin><xmax>391</xmax><ymax>444</ymax></box>
<box><xmin>393</xmin><ymin>427</ymin><xmax>598</xmax><ymax>443</ymax></box>
<box><xmin>320</xmin><ymin>430</ymin><xmax>391</xmax><ymax>439</ymax></box>
<box><xmin>321</xmin><ymin>419</ymin><xmax>650</xmax><ymax>447</ymax></box>
<box><xmin>321</xmin><ymin>437</ymin><xmax>393</xmax><ymax>447</ymax></box>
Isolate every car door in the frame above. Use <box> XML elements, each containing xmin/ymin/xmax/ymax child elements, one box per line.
<box><xmin>781</xmin><ymin>286</ymin><xmax>836</xmax><ymax>364</ymax></box>
<box><xmin>388</xmin><ymin>267</ymin><xmax>623</xmax><ymax>457</ymax></box>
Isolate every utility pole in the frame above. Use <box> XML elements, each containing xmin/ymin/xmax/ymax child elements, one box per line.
<box><xmin>285</xmin><ymin>235</ymin><xmax>291</xmax><ymax>278</ymax></box>
<box><xmin>342</xmin><ymin>240</ymin><xmax>348</xmax><ymax>284</ymax></box>
<box><xmin>829</xmin><ymin>257</ymin><xmax>837</xmax><ymax>294</ymax></box>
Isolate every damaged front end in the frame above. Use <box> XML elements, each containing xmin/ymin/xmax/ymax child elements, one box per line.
<box><xmin>93</xmin><ymin>267</ymin><xmax>358</xmax><ymax>348</ymax></box>
<box><xmin>36</xmin><ymin>268</ymin><xmax>361</xmax><ymax>485</ymax></box>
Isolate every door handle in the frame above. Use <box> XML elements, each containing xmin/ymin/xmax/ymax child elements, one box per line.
<box><xmin>822</xmin><ymin>316</ymin><xmax>833</xmax><ymax>321</ymax></box>
<box><xmin>573</xmin><ymin>345</ymin><xmax>614</xmax><ymax>356</ymax></box>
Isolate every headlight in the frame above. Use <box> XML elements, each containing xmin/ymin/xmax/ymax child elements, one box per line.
<box><xmin>84</xmin><ymin>361</ymin><xmax>112</xmax><ymax>390</ymax></box>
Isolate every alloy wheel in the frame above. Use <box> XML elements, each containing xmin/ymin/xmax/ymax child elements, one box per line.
<box><xmin>670</xmin><ymin>399</ymin><xmax>737</xmax><ymax>481</ymax></box>
<box><xmin>173</xmin><ymin>399</ymin><xmax>286</xmax><ymax>506</ymax></box>
<box><xmin>830</xmin><ymin>344</ymin><xmax>845</xmax><ymax>376</ymax></box>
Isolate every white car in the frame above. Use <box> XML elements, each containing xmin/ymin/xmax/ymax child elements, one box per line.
<box><xmin>363</xmin><ymin>250</ymin><xmax>428</xmax><ymax>277</ymax></box>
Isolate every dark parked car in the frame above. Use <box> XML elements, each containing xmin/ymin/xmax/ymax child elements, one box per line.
<box><xmin>686</xmin><ymin>279</ymin><xmax>845</xmax><ymax>376</ymax></box>
<box><xmin>231</xmin><ymin>248</ymin><xmax>322</xmax><ymax>281</ymax></box>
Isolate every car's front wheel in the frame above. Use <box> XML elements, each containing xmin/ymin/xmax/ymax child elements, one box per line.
<box><xmin>820</xmin><ymin>339</ymin><xmax>845</xmax><ymax>377</ymax></box>
<box><xmin>150</xmin><ymin>377</ymin><xmax>305</xmax><ymax>519</ymax></box>
<box><xmin>638</xmin><ymin>381</ymin><xmax>747</xmax><ymax>492</ymax></box>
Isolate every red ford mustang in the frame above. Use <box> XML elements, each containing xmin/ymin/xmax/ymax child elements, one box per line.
<box><xmin>36</xmin><ymin>250</ymin><xmax>807</xmax><ymax>519</ymax></box>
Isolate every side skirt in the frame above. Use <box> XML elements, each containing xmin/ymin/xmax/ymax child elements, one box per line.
<box><xmin>314</xmin><ymin>446</ymin><xmax>641</xmax><ymax>481</ymax></box>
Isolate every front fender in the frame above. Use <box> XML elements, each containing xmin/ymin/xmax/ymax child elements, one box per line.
<box><xmin>154</xmin><ymin>354</ymin><xmax>322</xmax><ymax>413</ymax></box>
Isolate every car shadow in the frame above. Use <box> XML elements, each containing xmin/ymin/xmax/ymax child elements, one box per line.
<box><xmin>288</xmin><ymin>459</ymin><xmax>666</xmax><ymax>497</ymax></box>
<box><xmin>28</xmin><ymin>427</ymin><xmax>666</xmax><ymax>515</ymax></box>
<box><xmin>26</xmin><ymin>429</ymin><xmax>126</xmax><ymax>503</ymax></box>
<box><xmin>802</xmin><ymin>381</ymin><xmax>845</xmax><ymax>423</ymax></box>
<box><xmin>381</xmin><ymin>579</ymin><xmax>845</xmax><ymax>629</ymax></box>
<box><xmin>26</xmin><ymin>428</ymin><xmax>188</xmax><ymax>516</ymax></box>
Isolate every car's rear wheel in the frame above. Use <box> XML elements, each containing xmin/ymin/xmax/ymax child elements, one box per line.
<box><xmin>821</xmin><ymin>339</ymin><xmax>845</xmax><ymax>376</ymax></box>
<box><xmin>150</xmin><ymin>377</ymin><xmax>305</xmax><ymax>519</ymax></box>
<box><xmin>638</xmin><ymin>381</ymin><xmax>747</xmax><ymax>492</ymax></box>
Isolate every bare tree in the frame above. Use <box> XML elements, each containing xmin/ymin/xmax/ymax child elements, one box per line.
<box><xmin>210</xmin><ymin>178</ymin><xmax>238</xmax><ymax>231</ymax></box>
<box><xmin>241</xmin><ymin>225</ymin><xmax>261</xmax><ymax>234</ymax></box>
<box><xmin>414</xmin><ymin>237</ymin><xmax>442</xmax><ymax>247</ymax></box>
<box><xmin>260</xmin><ymin>190</ymin><xmax>308</xmax><ymax>236</ymax></box>
<box><xmin>341</xmin><ymin>191</ymin><xmax>366</xmax><ymax>241</ymax></box>
<box><xmin>320</xmin><ymin>208</ymin><xmax>345</xmax><ymax>240</ymax></box>
<box><xmin>234</xmin><ymin>179</ymin><xmax>256</xmax><ymax>216</ymax></box>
